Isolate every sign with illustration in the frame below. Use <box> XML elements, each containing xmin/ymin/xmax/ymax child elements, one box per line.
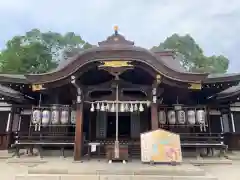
<box><xmin>140</xmin><ymin>129</ymin><xmax>182</xmax><ymax>163</ymax></box>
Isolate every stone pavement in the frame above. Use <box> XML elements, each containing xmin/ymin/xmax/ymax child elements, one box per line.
<box><xmin>201</xmin><ymin>161</ymin><xmax>240</xmax><ymax>180</ymax></box>
<box><xmin>0</xmin><ymin>155</ymin><xmax>238</xmax><ymax>180</ymax></box>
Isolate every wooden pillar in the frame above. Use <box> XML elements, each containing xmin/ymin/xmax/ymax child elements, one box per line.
<box><xmin>74</xmin><ymin>103</ymin><xmax>83</xmax><ymax>161</ymax></box>
<box><xmin>5</xmin><ymin>111</ymin><xmax>13</xmax><ymax>149</ymax></box>
<box><xmin>151</xmin><ymin>103</ymin><xmax>158</xmax><ymax>130</ymax></box>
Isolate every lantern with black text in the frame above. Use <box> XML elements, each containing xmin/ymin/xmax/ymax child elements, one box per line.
<box><xmin>187</xmin><ymin>110</ymin><xmax>196</xmax><ymax>125</ymax></box>
<box><xmin>60</xmin><ymin>109</ymin><xmax>69</xmax><ymax>124</ymax></box>
<box><xmin>51</xmin><ymin>107</ymin><xmax>59</xmax><ymax>125</ymax></box>
<box><xmin>196</xmin><ymin>109</ymin><xmax>205</xmax><ymax>124</ymax></box>
<box><xmin>71</xmin><ymin>110</ymin><xmax>76</xmax><ymax>124</ymax></box>
<box><xmin>158</xmin><ymin>110</ymin><xmax>167</xmax><ymax>125</ymax></box>
<box><xmin>32</xmin><ymin>109</ymin><xmax>41</xmax><ymax>124</ymax></box>
<box><xmin>177</xmin><ymin>110</ymin><xmax>186</xmax><ymax>124</ymax></box>
<box><xmin>168</xmin><ymin>110</ymin><xmax>176</xmax><ymax>124</ymax></box>
<box><xmin>42</xmin><ymin>109</ymin><xmax>50</xmax><ymax>126</ymax></box>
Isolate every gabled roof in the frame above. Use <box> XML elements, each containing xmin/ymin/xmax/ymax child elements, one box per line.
<box><xmin>0</xmin><ymin>30</ymin><xmax>239</xmax><ymax>85</ymax></box>
<box><xmin>204</xmin><ymin>73</ymin><xmax>240</xmax><ymax>83</ymax></box>
<box><xmin>152</xmin><ymin>51</ymin><xmax>187</xmax><ymax>73</ymax></box>
<box><xmin>215</xmin><ymin>82</ymin><xmax>240</xmax><ymax>100</ymax></box>
<box><xmin>0</xmin><ymin>84</ymin><xmax>28</xmax><ymax>102</ymax></box>
<box><xmin>0</xmin><ymin>74</ymin><xmax>28</xmax><ymax>83</ymax></box>
<box><xmin>23</xmin><ymin>32</ymin><xmax>209</xmax><ymax>84</ymax></box>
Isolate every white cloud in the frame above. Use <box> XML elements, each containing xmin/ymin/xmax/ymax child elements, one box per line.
<box><xmin>0</xmin><ymin>0</ymin><xmax>239</xmax><ymax>72</ymax></box>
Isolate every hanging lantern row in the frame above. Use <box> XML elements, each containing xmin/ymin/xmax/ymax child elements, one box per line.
<box><xmin>90</xmin><ymin>101</ymin><xmax>151</xmax><ymax>112</ymax></box>
<box><xmin>158</xmin><ymin>109</ymin><xmax>206</xmax><ymax>125</ymax></box>
<box><xmin>32</xmin><ymin>108</ymin><xmax>76</xmax><ymax>125</ymax></box>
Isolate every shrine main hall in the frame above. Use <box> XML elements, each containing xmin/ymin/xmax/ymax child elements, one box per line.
<box><xmin>0</xmin><ymin>27</ymin><xmax>239</xmax><ymax>161</ymax></box>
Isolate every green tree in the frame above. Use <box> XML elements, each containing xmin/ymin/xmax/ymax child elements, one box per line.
<box><xmin>0</xmin><ymin>40</ymin><xmax>56</xmax><ymax>74</ymax></box>
<box><xmin>0</xmin><ymin>29</ymin><xmax>92</xmax><ymax>74</ymax></box>
<box><xmin>151</xmin><ymin>34</ymin><xmax>229</xmax><ymax>73</ymax></box>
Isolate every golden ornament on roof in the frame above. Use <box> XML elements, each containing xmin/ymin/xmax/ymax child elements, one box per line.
<box><xmin>114</xmin><ymin>25</ymin><xmax>119</xmax><ymax>31</ymax></box>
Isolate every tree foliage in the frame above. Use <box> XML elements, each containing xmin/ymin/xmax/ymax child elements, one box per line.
<box><xmin>0</xmin><ymin>29</ymin><xmax>92</xmax><ymax>74</ymax></box>
<box><xmin>0</xmin><ymin>30</ymin><xmax>229</xmax><ymax>74</ymax></box>
<box><xmin>151</xmin><ymin>34</ymin><xmax>229</xmax><ymax>73</ymax></box>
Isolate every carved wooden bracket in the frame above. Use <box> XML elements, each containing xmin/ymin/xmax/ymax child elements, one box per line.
<box><xmin>71</xmin><ymin>75</ymin><xmax>82</xmax><ymax>103</ymax></box>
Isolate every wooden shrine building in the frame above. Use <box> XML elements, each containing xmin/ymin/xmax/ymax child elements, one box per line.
<box><xmin>0</xmin><ymin>27</ymin><xmax>240</xmax><ymax>161</ymax></box>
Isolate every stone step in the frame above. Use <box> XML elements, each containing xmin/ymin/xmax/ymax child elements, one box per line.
<box><xmin>15</xmin><ymin>174</ymin><xmax>218</xmax><ymax>180</ymax></box>
<box><xmin>225</xmin><ymin>151</ymin><xmax>240</xmax><ymax>160</ymax></box>
<box><xmin>0</xmin><ymin>150</ymin><xmax>13</xmax><ymax>159</ymax></box>
<box><xmin>184</xmin><ymin>158</ymin><xmax>232</xmax><ymax>165</ymax></box>
<box><xmin>6</xmin><ymin>157</ymin><xmax>47</xmax><ymax>164</ymax></box>
<box><xmin>27</xmin><ymin>164</ymin><xmax>207</xmax><ymax>177</ymax></box>
<box><xmin>27</xmin><ymin>169</ymin><xmax>206</xmax><ymax>176</ymax></box>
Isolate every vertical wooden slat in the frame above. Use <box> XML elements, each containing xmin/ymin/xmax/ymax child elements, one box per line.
<box><xmin>74</xmin><ymin>103</ymin><xmax>83</xmax><ymax>161</ymax></box>
<box><xmin>151</xmin><ymin>103</ymin><xmax>158</xmax><ymax>130</ymax></box>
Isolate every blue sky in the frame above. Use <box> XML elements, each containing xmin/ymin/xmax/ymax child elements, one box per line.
<box><xmin>0</xmin><ymin>0</ymin><xmax>239</xmax><ymax>72</ymax></box>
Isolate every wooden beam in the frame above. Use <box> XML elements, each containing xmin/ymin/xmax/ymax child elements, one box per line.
<box><xmin>83</xmin><ymin>79</ymin><xmax>150</xmax><ymax>92</ymax></box>
<box><xmin>74</xmin><ymin>103</ymin><xmax>83</xmax><ymax>161</ymax></box>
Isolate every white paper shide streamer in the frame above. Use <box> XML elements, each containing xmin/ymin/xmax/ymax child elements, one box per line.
<box><xmin>158</xmin><ymin>110</ymin><xmax>167</xmax><ymax>124</ymax></box>
<box><xmin>42</xmin><ymin>109</ymin><xmax>50</xmax><ymax>126</ymax></box>
<box><xmin>187</xmin><ymin>110</ymin><xmax>196</xmax><ymax>125</ymax></box>
<box><xmin>168</xmin><ymin>110</ymin><xmax>176</xmax><ymax>124</ymax></box>
<box><xmin>32</xmin><ymin>109</ymin><xmax>41</xmax><ymax>124</ymax></box>
<box><xmin>177</xmin><ymin>110</ymin><xmax>186</xmax><ymax>124</ymax></box>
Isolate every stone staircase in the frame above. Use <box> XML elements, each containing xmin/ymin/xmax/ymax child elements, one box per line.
<box><xmin>14</xmin><ymin>159</ymin><xmax>218</xmax><ymax>180</ymax></box>
<box><xmin>15</xmin><ymin>174</ymin><xmax>217</xmax><ymax>180</ymax></box>
<box><xmin>129</xmin><ymin>145</ymin><xmax>141</xmax><ymax>158</ymax></box>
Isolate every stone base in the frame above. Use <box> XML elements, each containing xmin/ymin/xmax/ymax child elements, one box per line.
<box><xmin>15</xmin><ymin>174</ymin><xmax>217</xmax><ymax>180</ymax></box>
<box><xmin>184</xmin><ymin>157</ymin><xmax>232</xmax><ymax>165</ymax></box>
<box><xmin>225</xmin><ymin>151</ymin><xmax>240</xmax><ymax>160</ymax></box>
<box><xmin>13</xmin><ymin>159</ymin><xmax>217</xmax><ymax>180</ymax></box>
<box><xmin>0</xmin><ymin>150</ymin><xmax>13</xmax><ymax>159</ymax></box>
<box><xmin>6</xmin><ymin>156</ymin><xmax>47</xmax><ymax>164</ymax></box>
<box><xmin>27</xmin><ymin>161</ymin><xmax>204</xmax><ymax>175</ymax></box>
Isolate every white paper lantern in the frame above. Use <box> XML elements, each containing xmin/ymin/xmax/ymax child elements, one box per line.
<box><xmin>71</xmin><ymin>110</ymin><xmax>76</xmax><ymax>124</ymax></box>
<box><xmin>177</xmin><ymin>110</ymin><xmax>186</xmax><ymax>124</ymax></box>
<box><xmin>32</xmin><ymin>109</ymin><xmax>41</xmax><ymax>124</ymax></box>
<box><xmin>196</xmin><ymin>110</ymin><xmax>205</xmax><ymax>124</ymax></box>
<box><xmin>51</xmin><ymin>109</ymin><xmax>59</xmax><ymax>124</ymax></box>
<box><xmin>42</xmin><ymin>110</ymin><xmax>50</xmax><ymax>126</ymax></box>
<box><xmin>167</xmin><ymin>110</ymin><xmax>176</xmax><ymax>124</ymax></box>
<box><xmin>60</xmin><ymin>110</ymin><xmax>69</xmax><ymax>124</ymax></box>
<box><xmin>158</xmin><ymin>110</ymin><xmax>167</xmax><ymax>124</ymax></box>
<box><xmin>187</xmin><ymin>110</ymin><xmax>196</xmax><ymax>125</ymax></box>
